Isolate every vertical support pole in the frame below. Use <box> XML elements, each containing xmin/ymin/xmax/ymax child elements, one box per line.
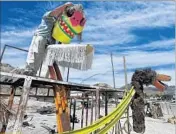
<box><xmin>0</xmin><ymin>45</ymin><xmax>7</xmax><ymax>63</ymax></box>
<box><xmin>50</xmin><ymin>62</ymin><xmax>71</xmax><ymax>132</ymax></box>
<box><xmin>95</xmin><ymin>90</ymin><xmax>100</xmax><ymax>120</ymax></box>
<box><xmin>35</xmin><ymin>88</ymin><xmax>38</xmax><ymax>100</ymax></box>
<box><xmin>90</xmin><ymin>92</ymin><xmax>94</xmax><ymax>124</ymax></box>
<box><xmin>12</xmin><ymin>76</ymin><xmax>32</xmax><ymax>134</ymax></box>
<box><xmin>110</xmin><ymin>53</ymin><xmax>116</xmax><ymax>88</ymax></box>
<box><xmin>85</xmin><ymin>97</ymin><xmax>89</xmax><ymax>126</ymax></box>
<box><xmin>105</xmin><ymin>91</ymin><xmax>108</xmax><ymax>116</ymax></box>
<box><xmin>123</xmin><ymin>56</ymin><xmax>128</xmax><ymax>92</ymax></box>
<box><xmin>1</xmin><ymin>86</ymin><xmax>16</xmax><ymax>133</ymax></box>
<box><xmin>70</xmin><ymin>98</ymin><xmax>72</xmax><ymax>118</ymax></box>
<box><xmin>72</xmin><ymin>98</ymin><xmax>76</xmax><ymax>130</ymax></box>
<box><xmin>7</xmin><ymin>86</ymin><xmax>15</xmax><ymax>113</ymax></box>
<box><xmin>47</xmin><ymin>89</ymin><xmax>50</xmax><ymax>96</ymax></box>
<box><xmin>67</xmin><ymin>67</ymin><xmax>70</xmax><ymax>82</ymax></box>
<box><xmin>81</xmin><ymin>94</ymin><xmax>85</xmax><ymax>128</ymax></box>
<box><xmin>123</xmin><ymin>56</ymin><xmax>130</xmax><ymax>134</ymax></box>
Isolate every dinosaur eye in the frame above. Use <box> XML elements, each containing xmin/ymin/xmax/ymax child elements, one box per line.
<box><xmin>66</xmin><ymin>7</ymin><xmax>75</xmax><ymax>17</ymax></box>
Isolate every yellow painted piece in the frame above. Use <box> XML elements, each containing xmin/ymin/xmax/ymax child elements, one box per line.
<box><xmin>52</xmin><ymin>22</ymin><xmax>71</xmax><ymax>44</ymax></box>
<box><xmin>52</xmin><ymin>14</ymin><xmax>85</xmax><ymax>44</ymax></box>
<box><xmin>62</xmin><ymin>87</ymin><xmax>135</xmax><ymax>134</ymax></box>
<box><xmin>54</xmin><ymin>86</ymin><xmax>63</xmax><ymax>133</ymax></box>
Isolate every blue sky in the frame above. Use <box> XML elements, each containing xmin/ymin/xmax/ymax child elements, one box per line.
<box><xmin>1</xmin><ymin>1</ymin><xmax>175</xmax><ymax>87</ymax></box>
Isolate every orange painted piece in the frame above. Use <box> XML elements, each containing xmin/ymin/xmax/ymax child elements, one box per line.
<box><xmin>153</xmin><ymin>80</ymin><xmax>165</xmax><ymax>92</ymax></box>
<box><xmin>156</xmin><ymin>74</ymin><xmax>171</xmax><ymax>81</ymax></box>
<box><xmin>48</xmin><ymin>64</ymin><xmax>70</xmax><ymax>133</ymax></box>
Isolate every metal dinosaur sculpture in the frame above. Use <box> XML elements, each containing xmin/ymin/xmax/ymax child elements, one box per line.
<box><xmin>131</xmin><ymin>68</ymin><xmax>171</xmax><ymax>133</ymax></box>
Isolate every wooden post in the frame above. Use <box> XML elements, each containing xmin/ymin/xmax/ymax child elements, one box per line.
<box><xmin>70</xmin><ymin>98</ymin><xmax>72</xmax><ymax>116</ymax></box>
<box><xmin>72</xmin><ymin>98</ymin><xmax>76</xmax><ymax>130</ymax></box>
<box><xmin>81</xmin><ymin>94</ymin><xmax>85</xmax><ymax>128</ymax></box>
<box><xmin>95</xmin><ymin>90</ymin><xmax>100</xmax><ymax>120</ymax></box>
<box><xmin>105</xmin><ymin>91</ymin><xmax>108</xmax><ymax>116</ymax></box>
<box><xmin>47</xmin><ymin>89</ymin><xmax>50</xmax><ymax>96</ymax></box>
<box><xmin>85</xmin><ymin>97</ymin><xmax>89</xmax><ymax>126</ymax></box>
<box><xmin>123</xmin><ymin>56</ymin><xmax>130</xmax><ymax>134</ymax></box>
<box><xmin>12</xmin><ymin>76</ymin><xmax>32</xmax><ymax>134</ymax></box>
<box><xmin>1</xmin><ymin>86</ymin><xmax>16</xmax><ymax>133</ymax></box>
<box><xmin>49</xmin><ymin>62</ymin><xmax>70</xmax><ymax>133</ymax></box>
<box><xmin>90</xmin><ymin>92</ymin><xmax>94</xmax><ymax>124</ymax></box>
<box><xmin>110</xmin><ymin>53</ymin><xmax>116</xmax><ymax>88</ymax></box>
<box><xmin>35</xmin><ymin>88</ymin><xmax>38</xmax><ymax>100</ymax></box>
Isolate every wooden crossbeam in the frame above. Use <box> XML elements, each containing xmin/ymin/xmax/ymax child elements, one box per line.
<box><xmin>0</xmin><ymin>72</ymin><xmax>124</xmax><ymax>92</ymax></box>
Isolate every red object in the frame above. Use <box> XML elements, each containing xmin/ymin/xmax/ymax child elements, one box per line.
<box><xmin>70</xmin><ymin>11</ymin><xmax>84</xmax><ymax>26</ymax></box>
<box><xmin>153</xmin><ymin>80</ymin><xmax>165</xmax><ymax>92</ymax></box>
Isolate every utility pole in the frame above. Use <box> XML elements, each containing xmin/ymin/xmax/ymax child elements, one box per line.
<box><xmin>123</xmin><ymin>56</ymin><xmax>130</xmax><ymax>134</ymax></box>
<box><xmin>110</xmin><ymin>53</ymin><xmax>116</xmax><ymax>88</ymax></box>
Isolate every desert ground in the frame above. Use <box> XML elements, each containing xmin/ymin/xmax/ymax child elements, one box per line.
<box><xmin>1</xmin><ymin>96</ymin><xmax>175</xmax><ymax>134</ymax></box>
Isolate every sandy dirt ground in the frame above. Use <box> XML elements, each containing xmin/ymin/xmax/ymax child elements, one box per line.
<box><xmin>1</xmin><ymin>97</ymin><xmax>176</xmax><ymax>134</ymax></box>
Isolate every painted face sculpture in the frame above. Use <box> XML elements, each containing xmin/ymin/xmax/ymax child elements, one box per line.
<box><xmin>52</xmin><ymin>5</ymin><xmax>86</xmax><ymax>44</ymax></box>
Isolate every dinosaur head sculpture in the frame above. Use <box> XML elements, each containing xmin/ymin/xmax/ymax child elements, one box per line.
<box><xmin>131</xmin><ymin>68</ymin><xmax>171</xmax><ymax>92</ymax></box>
<box><xmin>131</xmin><ymin>68</ymin><xmax>171</xmax><ymax>133</ymax></box>
<box><xmin>52</xmin><ymin>4</ymin><xmax>86</xmax><ymax>44</ymax></box>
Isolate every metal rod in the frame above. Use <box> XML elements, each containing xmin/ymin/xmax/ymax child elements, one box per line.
<box><xmin>67</xmin><ymin>67</ymin><xmax>70</xmax><ymax>82</ymax></box>
<box><xmin>110</xmin><ymin>53</ymin><xmax>116</xmax><ymax>88</ymax></box>
<box><xmin>85</xmin><ymin>97</ymin><xmax>89</xmax><ymax>126</ymax></box>
<box><xmin>67</xmin><ymin>51</ymin><xmax>72</xmax><ymax>82</ymax></box>
<box><xmin>105</xmin><ymin>91</ymin><xmax>108</xmax><ymax>116</ymax></box>
<box><xmin>0</xmin><ymin>45</ymin><xmax>7</xmax><ymax>62</ymax></box>
<box><xmin>90</xmin><ymin>92</ymin><xmax>94</xmax><ymax>124</ymax></box>
<box><xmin>72</xmin><ymin>98</ymin><xmax>76</xmax><ymax>130</ymax></box>
<box><xmin>123</xmin><ymin>56</ymin><xmax>130</xmax><ymax>134</ymax></box>
<box><xmin>95</xmin><ymin>90</ymin><xmax>100</xmax><ymax>120</ymax></box>
<box><xmin>0</xmin><ymin>44</ymin><xmax>28</xmax><ymax>63</ymax></box>
<box><xmin>69</xmin><ymin>98</ymin><xmax>72</xmax><ymax>122</ymax></box>
<box><xmin>47</xmin><ymin>89</ymin><xmax>50</xmax><ymax>96</ymax></box>
<box><xmin>123</xmin><ymin>56</ymin><xmax>128</xmax><ymax>91</ymax></box>
<box><xmin>81</xmin><ymin>94</ymin><xmax>85</xmax><ymax>128</ymax></box>
<box><xmin>5</xmin><ymin>44</ymin><xmax>28</xmax><ymax>52</ymax></box>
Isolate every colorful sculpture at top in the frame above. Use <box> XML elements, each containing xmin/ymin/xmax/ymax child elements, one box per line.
<box><xmin>52</xmin><ymin>5</ymin><xmax>86</xmax><ymax>44</ymax></box>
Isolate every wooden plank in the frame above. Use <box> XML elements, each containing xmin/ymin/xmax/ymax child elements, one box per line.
<box><xmin>0</xmin><ymin>72</ymin><xmax>124</xmax><ymax>92</ymax></box>
<box><xmin>12</xmin><ymin>76</ymin><xmax>32</xmax><ymax>134</ymax></box>
<box><xmin>49</xmin><ymin>66</ymin><xmax>63</xmax><ymax>133</ymax></box>
<box><xmin>53</xmin><ymin>62</ymin><xmax>70</xmax><ymax>131</ymax></box>
<box><xmin>49</xmin><ymin>64</ymin><xmax>70</xmax><ymax>133</ymax></box>
<box><xmin>2</xmin><ymin>86</ymin><xmax>16</xmax><ymax>133</ymax></box>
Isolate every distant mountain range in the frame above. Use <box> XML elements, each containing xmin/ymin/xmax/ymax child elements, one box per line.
<box><xmin>0</xmin><ymin>63</ymin><xmax>24</xmax><ymax>74</ymax></box>
<box><xmin>0</xmin><ymin>63</ymin><xmax>15</xmax><ymax>72</ymax></box>
<box><xmin>120</xmin><ymin>83</ymin><xmax>175</xmax><ymax>95</ymax></box>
